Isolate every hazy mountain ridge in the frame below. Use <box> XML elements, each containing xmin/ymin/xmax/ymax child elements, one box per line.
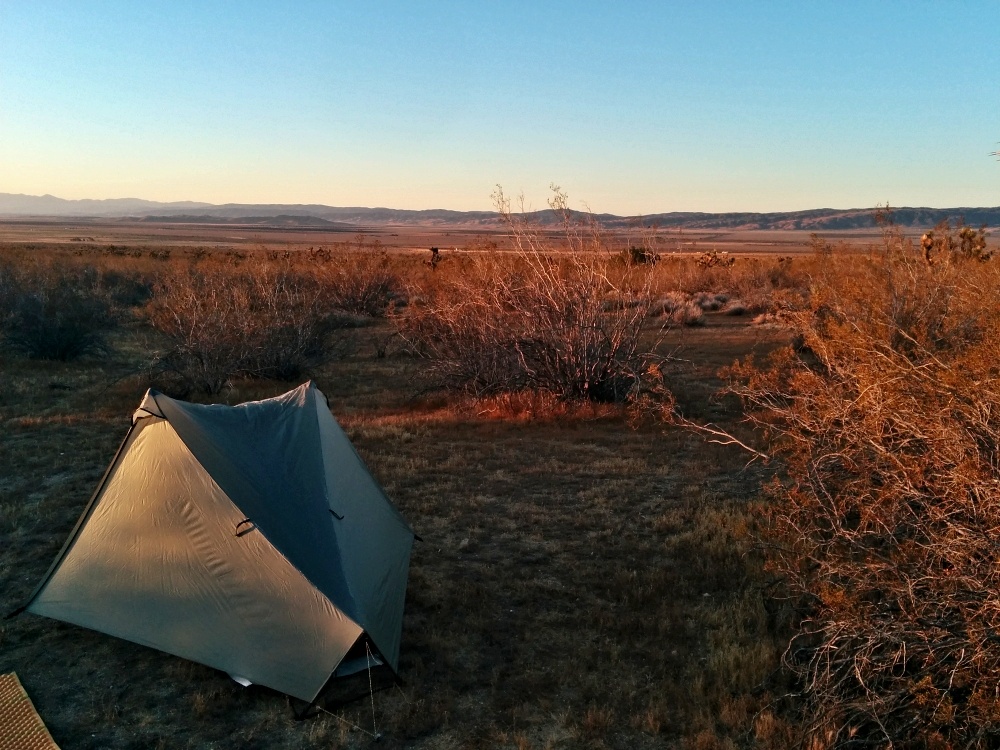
<box><xmin>0</xmin><ymin>193</ymin><xmax>214</xmax><ymax>215</ymax></box>
<box><xmin>133</xmin><ymin>214</ymin><xmax>358</xmax><ymax>230</ymax></box>
<box><xmin>1</xmin><ymin>192</ymin><xmax>998</xmax><ymax>230</ymax></box>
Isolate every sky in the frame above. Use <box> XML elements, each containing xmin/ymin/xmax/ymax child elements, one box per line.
<box><xmin>0</xmin><ymin>1</ymin><xmax>997</xmax><ymax>214</ymax></box>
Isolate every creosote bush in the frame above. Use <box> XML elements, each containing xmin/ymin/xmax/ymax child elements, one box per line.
<box><xmin>0</xmin><ymin>261</ymin><xmax>120</xmax><ymax>360</ymax></box>
<box><xmin>394</xmin><ymin>187</ymin><xmax>661</xmax><ymax>402</ymax></box>
<box><xmin>146</xmin><ymin>260</ymin><xmax>335</xmax><ymax>394</ymax></box>
<box><xmin>309</xmin><ymin>239</ymin><xmax>402</xmax><ymax>317</ymax></box>
<box><xmin>728</xmin><ymin>224</ymin><xmax>1000</xmax><ymax>747</ymax></box>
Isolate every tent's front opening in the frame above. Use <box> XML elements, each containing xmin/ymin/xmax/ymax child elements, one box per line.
<box><xmin>317</xmin><ymin>634</ymin><xmax>398</xmax><ymax>708</ymax></box>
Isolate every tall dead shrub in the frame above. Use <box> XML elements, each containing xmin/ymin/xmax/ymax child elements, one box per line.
<box><xmin>147</xmin><ymin>261</ymin><xmax>332</xmax><ymax>394</ymax></box>
<box><xmin>728</xmin><ymin>229</ymin><xmax>1000</xmax><ymax>747</ymax></box>
<box><xmin>394</xmin><ymin>187</ymin><xmax>659</xmax><ymax>402</ymax></box>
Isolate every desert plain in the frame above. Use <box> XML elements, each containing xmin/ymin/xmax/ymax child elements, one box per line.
<box><xmin>0</xmin><ymin>216</ymin><xmax>993</xmax><ymax>749</ymax></box>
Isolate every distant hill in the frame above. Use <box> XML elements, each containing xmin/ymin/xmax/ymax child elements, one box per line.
<box><xmin>614</xmin><ymin>207</ymin><xmax>1000</xmax><ymax>231</ymax></box>
<box><xmin>132</xmin><ymin>214</ymin><xmax>358</xmax><ymax>230</ymax></box>
<box><xmin>0</xmin><ymin>193</ymin><xmax>213</xmax><ymax>216</ymax></box>
<box><xmin>1</xmin><ymin>192</ymin><xmax>998</xmax><ymax>230</ymax></box>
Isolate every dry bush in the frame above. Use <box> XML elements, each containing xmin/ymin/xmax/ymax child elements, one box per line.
<box><xmin>0</xmin><ymin>261</ymin><xmax>120</xmax><ymax>360</ymax></box>
<box><xmin>621</xmin><ymin>245</ymin><xmax>661</xmax><ymax>265</ymax></box>
<box><xmin>648</xmin><ymin>291</ymin><xmax>687</xmax><ymax>317</ymax></box>
<box><xmin>393</xmin><ymin>187</ymin><xmax>661</xmax><ymax>402</ymax></box>
<box><xmin>0</xmin><ymin>261</ymin><xmax>17</xmax><ymax>317</ymax></box>
<box><xmin>100</xmin><ymin>268</ymin><xmax>154</xmax><ymax>308</ymax></box>
<box><xmin>728</xmin><ymin>229</ymin><xmax>1000</xmax><ymax>747</ymax></box>
<box><xmin>726</xmin><ymin>257</ymin><xmax>805</xmax><ymax>315</ymax></box>
<box><xmin>692</xmin><ymin>291</ymin><xmax>729</xmax><ymax>311</ymax></box>
<box><xmin>649</xmin><ymin>291</ymin><xmax>707</xmax><ymax>326</ymax></box>
<box><xmin>657</xmin><ymin>256</ymin><xmax>735</xmax><ymax>296</ymax></box>
<box><xmin>652</xmin><ymin>254</ymin><xmax>809</xmax><ymax>317</ymax></box>
<box><xmin>147</xmin><ymin>260</ymin><xmax>335</xmax><ymax>394</ymax></box>
<box><xmin>696</xmin><ymin>250</ymin><xmax>735</xmax><ymax>268</ymax></box>
<box><xmin>309</xmin><ymin>241</ymin><xmax>402</xmax><ymax>317</ymax></box>
<box><xmin>671</xmin><ymin>299</ymin><xmax>706</xmax><ymax>326</ymax></box>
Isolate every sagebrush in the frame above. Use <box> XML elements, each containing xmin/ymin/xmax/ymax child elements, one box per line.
<box><xmin>730</xmin><ymin>226</ymin><xmax>1000</xmax><ymax>748</ymax></box>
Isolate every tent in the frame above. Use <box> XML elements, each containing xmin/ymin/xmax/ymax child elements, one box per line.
<box><xmin>20</xmin><ymin>381</ymin><xmax>415</xmax><ymax>704</ymax></box>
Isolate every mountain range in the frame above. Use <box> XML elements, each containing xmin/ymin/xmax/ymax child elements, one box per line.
<box><xmin>1</xmin><ymin>192</ymin><xmax>998</xmax><ymax>231</ymax></box>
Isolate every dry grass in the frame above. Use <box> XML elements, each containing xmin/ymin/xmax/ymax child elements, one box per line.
<box><xmin>0</xmin><ymin>239</ymin><xmax>798</xmax><ymax>748</ymax></box>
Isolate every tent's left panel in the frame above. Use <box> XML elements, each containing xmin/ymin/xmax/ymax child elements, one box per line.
<box><xmin>28</xmin><ymin>418</ymin><xmax>362</xmax><ymax>702</ymax></box>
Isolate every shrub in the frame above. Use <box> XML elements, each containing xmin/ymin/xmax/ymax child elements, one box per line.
<box><xmin>0</xmin><ymin>262</ymin><xmax>17</xmax><ymax>318</ymax></box>
<box><xmin>394</xmin><ymin>187</ymin><xmax>660</xmax><ymax>402</ymax></box>
<box><xmin>728</xmin><ymin>240</ymin><xmax>1000</xmax><ymax>747</ymax></box>
<box><xmin>0</xmin><ymin>263</ymin><xmax>119</xmax><ymax>360</ymax></box>
<box><xmin>692</xmin><ymin>291</ymin><xmax>728</xmax><ymax>311</ymax></box>
<box><xmin>147</xmin><ymin>261</ymin><xmax>333</xmax><ymax>394</ymax></box>
<box><xmin>672</xmin><ymin>300</ymin><xmax>706</xmax><ymax>326</ymax></box>
<box><xmin>725</xmin><ymin>259</ymin><xmax>801</xmax><ymax>315</ymax></box>
<box><xmin>696</xmin><ymin>250</ymin><xmax>734</xmax><ymax>268</ymax></box>
<box><xmin>648</xmin><ymin>292</ymin><xmax>706</xmax><ymax>325</ymax></box>
<box><xmin>313</xmin><ymin>247</ymin><xmax>402</xmax><ymax>317</ymax></box>
<box><xmin>653</xmin><ymin>254</ymin><xmax>809</xmax><ymax>317</ymax></box>
<box><xmin>621</xmin><ymin>245</ymin><xmax>660</xmax><ymax>265</ymax></box>
<box><xmin>100</xmin><ymin>269</ymin><xmax>154</xmax><ymax>308</ymax></box>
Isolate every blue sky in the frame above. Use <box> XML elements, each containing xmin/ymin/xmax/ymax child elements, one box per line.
<box><xmin>0</xmin><ymin>1</ymin><xmax>997</xmax><ymax>213</ymax></box>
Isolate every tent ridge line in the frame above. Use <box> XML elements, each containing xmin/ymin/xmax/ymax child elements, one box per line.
<box><xmin>306</xmin><ymin>385</ymin><xmax>363</xmax><ymax>623</ymax></box>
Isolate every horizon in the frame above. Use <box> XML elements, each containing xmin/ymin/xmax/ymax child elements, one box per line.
<box><xmin>1</xmin><ymin>3</ymin><xmax>997</xmax><ymax>214</ymax></box>
<box><xmin>3</xmin><ymin>189</ymin><xmax>1000</xmax><ymax>217</ymax></box>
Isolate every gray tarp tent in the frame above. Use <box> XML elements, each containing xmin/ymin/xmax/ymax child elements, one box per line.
<box><xmin>22</xmin><ymin>381</ymin><xmax>415</xmax><ymax>703</ymax></box>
